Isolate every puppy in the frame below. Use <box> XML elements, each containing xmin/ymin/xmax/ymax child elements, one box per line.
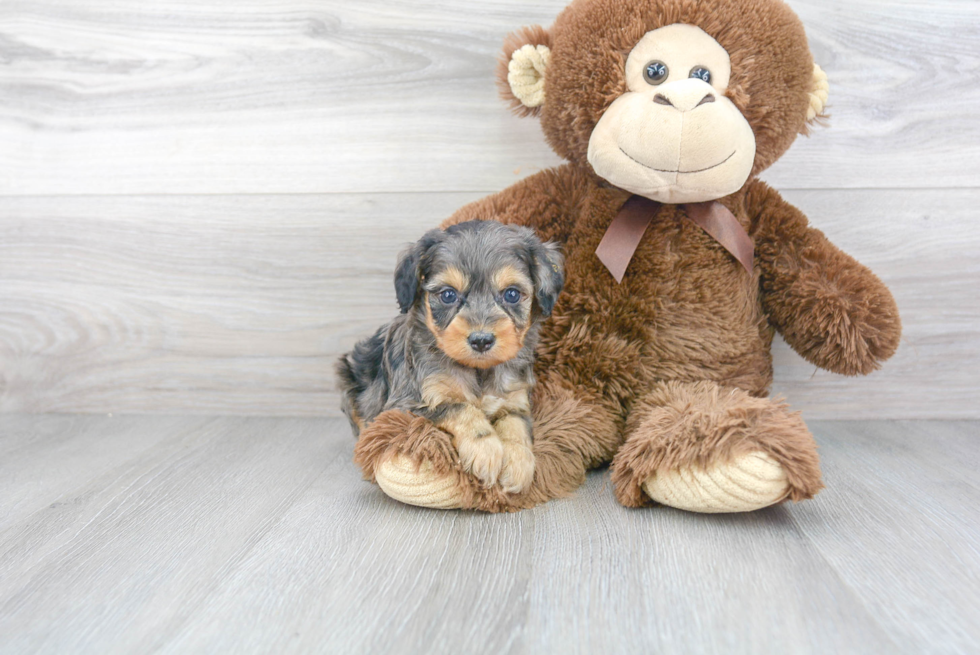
<box><xmin>336</xmin><ymin>220</ymin><xmax>564</xmax><ymax>494</ymax></box>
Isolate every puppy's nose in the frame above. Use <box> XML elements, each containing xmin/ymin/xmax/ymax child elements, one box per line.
<box><xmin>468</xmin><ymin>332</ymin><xmax>496</xmax><ymax>353</ymax></box>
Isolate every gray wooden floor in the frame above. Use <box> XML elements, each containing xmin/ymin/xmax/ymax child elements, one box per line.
<box><xmin>1</xmin><ymin>415</ymin><xmax>977</xmax><ymax>654</ymax></box>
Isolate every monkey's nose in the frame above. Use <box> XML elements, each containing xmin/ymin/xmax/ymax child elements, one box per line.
<box><xmin>653</xmin><ymin>83</ymin><xmax>716</xmax><ymax>112</ymax></box>
<box><xmin>468</xmin><ymin>332</ymin><xmax>496</xmax><ymax>353</ymax></box>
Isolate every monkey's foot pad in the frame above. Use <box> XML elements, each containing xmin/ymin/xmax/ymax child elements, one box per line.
<box><xmin>642</xmin><ymin>451</ymin><xmax>790</xmax><ymax>513</ymax></box>
<box><xmin>376</xmin><ymin>455</ymin><xmax>463</xmax><ymax>509</ymax></box>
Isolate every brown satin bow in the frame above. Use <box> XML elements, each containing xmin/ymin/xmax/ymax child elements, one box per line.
<box><xmin>595</xmin><ymin>196</ymin><xmax>754</xmax><ymax>283</ymax></box>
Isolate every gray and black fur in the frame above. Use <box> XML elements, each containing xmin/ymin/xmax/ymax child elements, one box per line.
<box><xmin>336</xmin><ymin>220</ymin><xmax>563</xmax><ymax>437</ymax></box>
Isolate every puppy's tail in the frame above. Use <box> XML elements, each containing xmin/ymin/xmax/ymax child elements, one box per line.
<box><xmin>335</xmin><ymin>353</ymin><xmax>366</xmax><ymax>437</ymax></box>
<box><xmin>335</xmin><ymin>326</ymin><xmax>388</xmax><ymax>437</ymax></box>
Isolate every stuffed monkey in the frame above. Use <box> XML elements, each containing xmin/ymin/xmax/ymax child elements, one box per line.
<box><xmin>354</xmin><ymin>0</ymin><xmax>901</xmax><ymax>513</ymax></box>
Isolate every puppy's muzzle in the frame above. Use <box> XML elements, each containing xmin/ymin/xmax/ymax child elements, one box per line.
<box><xmin>468</xmin><ymin>332</ymin><xmax>496</xmax><ymax>353</ymax></box>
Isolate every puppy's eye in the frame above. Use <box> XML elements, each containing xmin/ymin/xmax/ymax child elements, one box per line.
<box><xmin>502</xmin><ymin>288</ymin><xmax>522</xmax><ymax>304</ymax></box>
<box><xmin>439</xmin><ymin>288</ymin><xmax>458</xmax><ymax>304</ymax></box>
<box><xmin>643</xmin><ymin>61</ymin><xmax>668</xmax><ymax>85</ymax></box>
<box><xmin>690</xmin><ymin>66</ymin><xmax>711</xmax><ymax>84</ymax></box>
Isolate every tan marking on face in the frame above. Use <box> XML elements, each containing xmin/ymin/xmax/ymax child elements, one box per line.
<box><xmin>487</xmin><ymin>317</ymin><xmax>529</xmax><ymax>366</ymax></box>
<box><xmin>436</xmin><ymin>313</ymin><xmax>480</xmax><ymax>364</ymax></box>
<box><xmin>430</xmin><ymin>266</ymin><xmax>469</xmax><ymax>293</ymax></box>
<box><xmin>427</xmin><ymin>302</ymin><xmax>526</xmax><ymax>369</ymax></box>
<box><xmin>421</xmin><ymin>373</ymin><xmax>476</xmax><ymax>408</ymax></box>
<box><xmin>492</xmin><ymin>265</ymin><xmax>532</xmax><ymax>294</ymax></box>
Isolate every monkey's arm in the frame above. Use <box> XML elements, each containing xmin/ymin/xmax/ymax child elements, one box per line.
<box><xmin>440</xmin><ymin>164</ymin><xmax>583</xmax><ymax>244</ymax></box>
<box><xmin>747</xmin><ymin>179</ymin><xmax>901</xmax><ymax>376</ymax></box>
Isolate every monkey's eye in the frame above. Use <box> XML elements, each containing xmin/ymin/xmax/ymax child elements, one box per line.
<box><xmin>502</xmin><ymin>288</ymin><xmax>522</xmax><ymax>304</ymax></box>
<box><xmin>643</xmin><ymin>61</ymin><xmax>668</xmax><ymax>85</ymax></box>
<box><xmin>439</xmin><ymin>288</ymin><xmax>458</xmax><ymax>304</ymax></box>
<box><xmin>690</xmin><ymin>67</ymin><xmax>712</xmax><ymax>84</ymax></box>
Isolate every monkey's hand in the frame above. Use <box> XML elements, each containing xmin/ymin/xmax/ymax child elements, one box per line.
<box><xmin>749</xmin><ymin>180</ymin><xmax>901</xmax><ymax>376</ymax></box>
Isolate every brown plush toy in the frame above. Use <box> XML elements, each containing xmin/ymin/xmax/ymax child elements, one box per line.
<box><xmin>353</xmin><ymin>0</ymin><xmax>901</xmax><ymax>513</ymax></box>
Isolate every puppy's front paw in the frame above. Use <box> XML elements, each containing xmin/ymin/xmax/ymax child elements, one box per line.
<box><xmin>494</xmin><ymin>414</ymin><xmax>535</xmax><ymax>494</ymax></box>
<box><xmin>437</xmin><ymin>405</ymin><xmax>504</xmax><ymax>487</ymax></box>
<box><xmin>499</xmin><ymin>441</ymin><xmax>535</xmax><ymax>494</ymax></box>
<box><xmin>457</xmin><ymin>434</ymin><xmax>505</xmax><ymax>487</ymax></box>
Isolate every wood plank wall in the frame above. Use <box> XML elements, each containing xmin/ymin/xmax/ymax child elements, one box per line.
<box><xmin>1</xmin><ymin>0</ymin><xmax>978</xmax><ymax>418</ymax></box>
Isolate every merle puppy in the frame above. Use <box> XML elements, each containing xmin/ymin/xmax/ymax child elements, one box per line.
<box><xmin>337</xmin><ymin>220</ymin><xmax>563</xmax><ymax>494</ymax></box>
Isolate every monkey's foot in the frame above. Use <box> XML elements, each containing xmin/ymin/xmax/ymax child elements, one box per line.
<box><xmin>611</xmin><ymin>381</ymin><xmax>823</xmax><ymax>512</ymax></box>
<box><xmin>641</xmin><ymin>451</ymin><xmax>789</xmax><ymax>513</ymax></box>
<box><xmin>353</xmin><ymin>379</ymin><xmax>603</xmax><ymax>512</ymax></box>
<box><xmin>353</xmin><ymin>409</ymin><xmax>528</xmax><ymax>512</ymax></box>
<box><xmin>354</xmin><ymin>410</ymin><xmax>467</xmax><ymax>510</ymax></box>
<box><xmin>375</xmin><ymin>455</ymin><xmax>463</xmax><ymax>510</ymax></box>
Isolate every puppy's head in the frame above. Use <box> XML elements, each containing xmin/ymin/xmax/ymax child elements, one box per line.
<box><xmin>394</xmin><ymin>220</ymin><xmax>564</xmax><ymax>369</ymax></box>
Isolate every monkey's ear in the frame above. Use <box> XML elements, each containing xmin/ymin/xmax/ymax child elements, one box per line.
<box><xmin>394</xmin><ymin>230</ymin><xmax>444</xmax><ymax>313</ymax></box>
<box><xmin>526</xmin><ymin>238</ymin><xmax>564</xmax><ymax>317</ymax></box>
<box><xmin>803</xmin><ymin>63</ymin><xmax>830</xmax><ymax>132</ymax></box>
<box><xmin>497</xmin><ymin>25</ymin><xmax>552</xmax><ymax>117</ymax></box>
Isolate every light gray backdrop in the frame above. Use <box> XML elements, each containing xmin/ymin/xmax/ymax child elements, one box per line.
<box><xmin>1</xmin><ymin>0</ymin><xmax>977</xmax><ymax>418</ymax></box>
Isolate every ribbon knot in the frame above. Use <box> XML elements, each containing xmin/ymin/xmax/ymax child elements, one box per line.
<box><xmin>595</xmin><ymin>196</ymin><xmax>754</xmax><ymax>283</ymax></box>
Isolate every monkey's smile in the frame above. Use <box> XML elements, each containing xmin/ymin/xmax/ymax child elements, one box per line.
<box><xmin>619</xmin><ymin>148</ymin><xmax>737</xmax><ymax>174</ymax></box>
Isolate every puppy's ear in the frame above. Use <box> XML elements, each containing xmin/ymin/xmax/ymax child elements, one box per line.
<box><xmin>393</xmin><ymin>247</ymin><xmax>420</xmax><ymax>314</ymax></box>
<box><xmin>394</xmin><ymin>229</ymin><xmax>445</xmax><ymax>313</ymax></box>
<box><xmin>525</xmin><ymin>236</ymin><xmax>564</xmax><ymax>317</ymax></box>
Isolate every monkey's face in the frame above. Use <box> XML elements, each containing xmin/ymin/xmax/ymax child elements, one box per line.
<box><xmin>423</xmin><ymin>264</ymin><xmax>534</xmax><ymax>369</ymax></box>
<box><xmin>587</xmin><ymin>24</ymin><xmax>756</xmax><ymax>204</ymax></box>
<box><xmin>499</xmin><ymin>0</ymin><xmax>827</xmax><ymax>201</ymax></box>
